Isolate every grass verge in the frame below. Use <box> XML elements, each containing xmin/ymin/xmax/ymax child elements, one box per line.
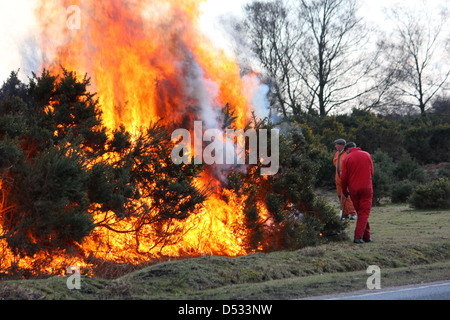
<box><xmin>1</xmin><ymin>203</ymin><xmax>449</xmax><ymax>300</ymax></box>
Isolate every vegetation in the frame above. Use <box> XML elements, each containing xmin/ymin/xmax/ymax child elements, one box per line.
<box><xmin>291</xmin><ymin>109</ymin><xmax>450</xmax><ymax>208</ymax></box>
<box><xmin>1</xmin><ymin>202</ymin><xmax>448</xmax><ymax>299</ymax></box>
<box><xmin>1</xmin><ymin>66</ymin><xmax>448</xmax><ymax>278</ymax></box>
<box><xmin>409</xmin><ymin>178</ymin><xmax>450</xmax><ymax>210</ymax></box>
<box><xmin>228</xmin><ymin>120</ymin><xmax>344</xmax><ymax>253</ymax></box>
<box><xmin>241</xmin><ymin>0</ymin><xmax>449</xmax><ymax>117</ymax></box>
<box><xmin>238</xmin><ymin>0</ymin><xmax>449</xmax><ymax>213</ymax></box>
<box><xmin>0</xmin><ymin>0</ymin><xmax>448</xmax><ymax>297</ymax></box>
<box><xmin>0</xmin><ymin>69</ymin><xmax>347</xmax><ymax>276</ymax></box>
<box><xmin>0</xmin><ymin>70</ymin><xmax>207</xmax><ymax>261</ymax></box>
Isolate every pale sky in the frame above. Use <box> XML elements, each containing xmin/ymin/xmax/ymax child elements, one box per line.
<box><xmin>0</xmin><ymin>0</ymin><xmax>448</xmax><ymax>82</ymax></box>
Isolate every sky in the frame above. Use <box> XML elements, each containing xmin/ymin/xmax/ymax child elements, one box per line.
<box><xmin>0</xmin><ymin>0</ymin><xmax>448</xmax><ymax>82</ymax></box>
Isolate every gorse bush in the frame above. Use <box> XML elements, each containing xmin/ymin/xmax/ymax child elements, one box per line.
<box><xmin>233</xmin><ymin>121</ymin><xmax>345</xmax><ymax>252</ymax></box>
<box><xmin>409</xmin><ymin>178</ymin><xmax>450</xmax><ymax>209</ymax></box>
<box><xmin>393</xmin><ymin>153</ymin><xmax>421</xmax><ymax>181</ymax></box>
<box><xmin>391</xmin><ymin>180</ymin><xmax>416</xmax><ymax>204</ymax></box>
<box><xmin>0</xmin><ymin>70</ymin><xmax>207</xmax><ymax>258</ymax></box>
<box><xmin>407</xmin><ymin>167</ymin><xmax>429</xmax><ymax>184</ymax></box>
<box><xmin>302</xmin><ymin>108</ymin><xmax>449</xmax><ymax>166</ymax></box>
<box><xmin>371</xmin><ymin>150</ymin><xmax>395</xmax><ymax>205</ymax></box>
<box><xmin>0</xmin><ymin>69</ymin><xmax>348</xmax><ymax>270</ymax></box>
<box><xmin>404</xmin><ymin>123</ymin><xmax>450</xmax><ymax>164</ymax></box>
<box><xmin>438</xmin><ymin>164</ymin><xmax>450</xmax><ymax>179</ymax></box>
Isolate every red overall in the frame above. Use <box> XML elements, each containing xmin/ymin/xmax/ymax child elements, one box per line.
<box><xmin>340</xmin><ymin>148</ymin><xmax>374</xmax><ymax>240</ymax></box>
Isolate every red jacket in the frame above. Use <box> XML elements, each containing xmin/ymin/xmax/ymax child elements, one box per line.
<box><xmin>340</xmin><ymin>148</ymin><xmax>374</xmax><ymax>194</ymax></box>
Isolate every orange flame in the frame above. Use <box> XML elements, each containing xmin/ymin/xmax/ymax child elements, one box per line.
<box><xmin>38</xmin><ymin>0</ymin><xmax>255</xmax><ymax>131</ymax></box>
<box><xmin>0</xmin><ymin>0</ymin><xmax>271</xmax><ymax>274</ymax></box>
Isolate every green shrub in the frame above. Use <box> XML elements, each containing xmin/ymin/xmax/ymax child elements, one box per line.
<box><xmin>408</xmin><ymin>167</ymin><xmax>429</xmax><ymax>183</ymax></box>
<box><xmin>280</xmin><ymin>214</ymin><xmax>325</xmax><ymax>250</ymax></box>
<box><xmin>391</xmin><ymin>180</ymin><xmax>416</xmax><ymax>203</ymax></box>
<box><xmin>404</xmin><ymin>123</ymin><xmax>450</xmax><ymax>164</ymax></box>
<box><xmin>409</xmin><ymin>178</ymin><xmax>450</xmax><ymax>209</ymax></box>
<box><xmin>372</xmin><ymin>150</ymin><xmax>394</xmax><ymax>205</ymax></box>
<box><xmin>438</xmin><ymin>164</ymin><xmax>450</xmax><ymax>179</ymax></box>
<box><xmin>393</xmin><ymin>153</ymin><xmax>421</xmax><ymax>181</ymax></box>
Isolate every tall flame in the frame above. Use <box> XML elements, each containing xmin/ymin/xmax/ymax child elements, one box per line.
<box><xmin>0</xmin><ymin>0</ymin><xmax>271</xmax><ymax>271</ymax></box>
<box><xmin>38</xmin><ymin>0</ymin><xmax>257</xmax><ymax>132</ymax></box>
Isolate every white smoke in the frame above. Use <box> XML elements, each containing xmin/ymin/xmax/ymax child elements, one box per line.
<box><xmin>183</xmin><ymin>59</ymin><xmax>221</xmax><ymax>129</ymax></box>
<box><xmin>243</xmin><ymin>74</ymin><xmax>271</xmax><ymax>120</ymax></box>
<box><xmin>0</xmin><ymin>0</ymin><xmax>41</xmax><ymax>82</ymax></box>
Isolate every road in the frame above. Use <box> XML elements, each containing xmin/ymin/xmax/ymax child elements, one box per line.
<box><xmin>307</xmin><ymin>281</ymin><xmax>450</xmax><ymax>300</ymax></box>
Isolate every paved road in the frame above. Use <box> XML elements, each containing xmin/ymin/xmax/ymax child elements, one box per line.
<box><xmin>309</xmin><ymin>281</ymin><xmax>450</xmax><ymax>300</ymax></box>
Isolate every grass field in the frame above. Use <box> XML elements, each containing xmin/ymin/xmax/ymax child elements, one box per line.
<box><xmin>1</xmin><ymin>197</ymin><xmax>449</xmax><ymax>300</ymax></box>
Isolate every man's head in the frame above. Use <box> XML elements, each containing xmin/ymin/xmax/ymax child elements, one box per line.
<box><xmin>334</xmin><ymin>139</ymin><xmax>346</xmax><ymax>151</ymax></box>
<box><xmin>344</xmin><ymin>142</ymin><xmax>357</xmax><ymax>153</ymax></box>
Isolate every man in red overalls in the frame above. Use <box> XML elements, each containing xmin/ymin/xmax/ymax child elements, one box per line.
<box><xmin>340</xmin><ymin>142</ymin><xmax>374</xmax><ymax>244</ymax></box>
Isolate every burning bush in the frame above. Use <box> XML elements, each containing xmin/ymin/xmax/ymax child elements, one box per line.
<box><xmin>0</xmin><ymin>70</ymin><xmax>207</xmax><ymax>274</ymax></box>
<box><xmin>223</xmin><ymin>120</ymin><xmax>344</xmax><ymax>252</ymax></box>
<box><xmin>0</xmin><ymin>70</ymin><xmax>346</xmax><ymax>277</ymax></box>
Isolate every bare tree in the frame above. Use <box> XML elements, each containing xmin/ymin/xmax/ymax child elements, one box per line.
<box><xmin>381</xmin><ymin>6</ymin><xmax>449</xmax><ymax>114</ymax></box>
<box><xmin>242</xmin><ymin>0</ymin><xmax>381</xmax><ymax>118</ymax></box>
<box><xmin>243</xmin><ymin>0</ymin><xmax>304</xmax><ymax>117</ymax></box>
<box><xmin>298</xmin><ymin>0</ymin><xmax>380</xmax><ymax>116</ymax></box>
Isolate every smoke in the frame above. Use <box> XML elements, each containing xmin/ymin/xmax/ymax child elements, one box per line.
<box><xmin>183</xmin><ymin>59</ymin><xmax>221</xmax><ymax>129</ymax></box>
<box><xmin>199</xmin><ymin>3</ymin><xmax>271</xmax><ymax>124</ymax></box>
<box><xmin>243</xmin><ymin>74</ymin><xmax>270</xmax><ymax>120</ymax></box>
<box><xmin>18</xmin><ymin>36</ymin><xmax>42</xmax><ymax>77</ymax></box>
<box><xmin>183</xmin><ymin>62</ymin><xmax>271</xmax><ymax>130</ymax></box>
<box><xmin>0</xmin><ymin>0</ymin><xmax>41</xmax><ymax>82</ymax></box>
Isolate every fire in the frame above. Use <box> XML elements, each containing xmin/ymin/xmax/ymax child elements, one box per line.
<box><xmin>0</xmin><ymin>0</ymin><xmax>270</xmax><ymax>274</ymax></box>
<box><xmin>38</xmin><ymin>0</ymin><xmax>254</xmax><ymax>132</ymax></box>
<box><xmin>82</xmin><ymin>189</ymin><xmax>248</xmax><ymax>263</ymax></box>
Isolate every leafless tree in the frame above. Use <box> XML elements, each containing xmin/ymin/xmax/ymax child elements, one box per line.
<box><xmin>380</xmin><ymin>6</ymin><xmax>449</xmax><ymax>114</ymax></box>
<box><xmin>243</xmin><ymin>0</ymin><xmax>304</xmax><ymax>117</ymax></box>
<box><xmin>242</xmin><ymin>0</ymin><xmax>382</xmax><ymax>117</ymax></box>
<box><xmin>297</xmin><ymin>0</ymin><xmax>381</xmax><ymax>116</ymax></box>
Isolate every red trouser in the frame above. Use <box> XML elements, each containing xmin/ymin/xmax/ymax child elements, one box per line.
<box><xmin>349</xmin><ymin>188</ymin><xmax>373</xmax><ymax>239</ymax></box>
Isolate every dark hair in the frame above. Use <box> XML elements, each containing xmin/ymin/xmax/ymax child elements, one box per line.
<box><xmin>344</xmin><ymin>142</ymin><xmax>357</xmax><ymax>150</ymax></box>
